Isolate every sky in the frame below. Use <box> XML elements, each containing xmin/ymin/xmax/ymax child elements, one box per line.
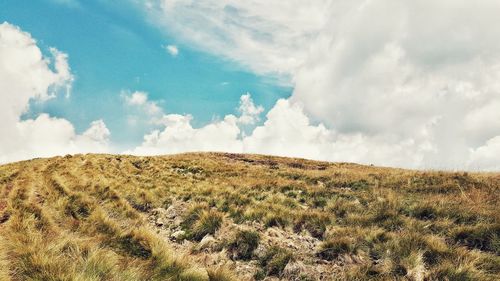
<box><xmin>1</xmin><ymin>0</ymin><xmax>500</xmax><ymax>170</ymax></box>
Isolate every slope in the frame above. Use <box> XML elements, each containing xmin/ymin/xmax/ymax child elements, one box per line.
<box><xmin>0</xmin><ymin>153</ymin><xmax>499</xmax><ymax>280</ymax></box>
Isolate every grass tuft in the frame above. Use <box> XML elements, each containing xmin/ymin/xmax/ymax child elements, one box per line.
<box><xmin>259</xmin><ymin>246</ymin><xmax>294</xmax><ymax>277</ymax></box>
<box><xmin>227</xmin><ymin>230</ymin><xmax>260</xmax><ymax>260</ymax></box>
<box><xmin>316</xmin><ymin>237</ymin><xmax>357</xmax><ymax>261</ymax></box>
<box><xmin>182</xmin><ymin>207</ymin><xmax>224</xmax><ymax>241</ymax></box>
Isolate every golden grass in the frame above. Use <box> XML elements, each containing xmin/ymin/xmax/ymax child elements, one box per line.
<box><xmin>0</xmin><ymin>152</ymin><xmax>499</xmax><ymax>280</ymax></box>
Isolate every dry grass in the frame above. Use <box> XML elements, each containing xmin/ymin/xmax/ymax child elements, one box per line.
<box><xmin>0</xmin><ymin>152</ymin><xmax>499</xmax><ymax>280</ymax></box>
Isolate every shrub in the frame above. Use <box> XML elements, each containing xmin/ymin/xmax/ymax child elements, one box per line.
<box><xmin>228</xmin><ymin>230</ymin><xmax>260</xmax><ymax>260</ymax></box>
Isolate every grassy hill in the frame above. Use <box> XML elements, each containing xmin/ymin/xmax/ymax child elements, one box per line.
<box><xmin>0</xmin><ymin>153</ymin><xmax>499</xmax><ymax>280</ymax></box>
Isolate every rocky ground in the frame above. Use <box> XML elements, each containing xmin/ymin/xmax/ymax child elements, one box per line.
<box><xmin>148</xmin><ymin>200</ymin><xmax>361</xmax><ymax>280</ymax></box>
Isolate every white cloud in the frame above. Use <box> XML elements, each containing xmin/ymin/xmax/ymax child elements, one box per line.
<box><xmin>242</xmin><ymin>99</ymin><xmax>332</xmax><ymax>160</ymax></box>
<box><xmin>10</xmin><ymin>115</ymin><xmax>110</xmax><ymax>162</ymax></box>
<box><xmin>237</xmin><ymin>93</ymin><xmax>263</xmax><ymax>125</ymax></box>
<box><xmin>125</xmin><ymin>91</ymin><xmax>148</xmax><ymax>106</ymax></box>
<box><xmin>141</xmin><ymin>0</ymin><xmax>500</xmax><ymax>170</ymax></box>
<box><xmin>244</xmin><ymin>99</ymin><xmax>434</xmax><ymax>167</ymax></box>
<box><xmin>146</xmin><ymin>0</ymin><xmax>327</xmax><ymax>75</ymax></box>
<box><xmin>468</xmin><ymin>136</ymin><xmax>500</xmax><ymax>171</ymax></box>
<box><xmin>0</xmin><ymin>22</ymin><xmax>110</xmax><ymax>163</ymax></box>
<box><xmin>130</xmin><ymin>94</ymin><xmax>430</xmax><ymax>168</ymax></box>
<box><xmin>122</xmin><ymin>91</ymin><xmax>164</xmax><ymax>129</ymax></box>
<box><xmin>79</xmin><ymin>120</ymin><xmax>110</xmax><ymax>145</ymax></box>
<box><xmin>129</xmin><ymin>114</ymin><xmax>242</xmax><ymax>155</ymax></box>
<box><xmin>128</xmin><ymin>94</ymin><xmax>260</xmax><ymax>155</ymax></box>
<box><xmin>164</xmin><ymin>44</ymin><xmax>179</xmax><ymax>56</ymax></box>
<box><xmin>123</xmin><ymin>91</ymin><xmax>162</xmax><ymax>115</ymax></box>
<box><xmin>4</xmin><ymin>3</ymin><xmax>500</xmax><ymax>171</ymax></box>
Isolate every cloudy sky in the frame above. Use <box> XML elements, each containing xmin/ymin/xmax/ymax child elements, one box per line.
<box><xmin>1</xmin><ymin>0</ymin><xmax>500</xmax><ymax>170</ymax></box>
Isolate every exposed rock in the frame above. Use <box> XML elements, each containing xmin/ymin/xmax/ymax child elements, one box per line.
<box><xmin>254</xmin><ymin>244</ymin><xmax>267</xmax><ymax>259</ymax></box>
<box><xmin>171</xmin><ymin>230</ymin><xmax>186</xmax><ymax>240</ymax></box>
<box><xmin>149</xmin><ymin>201</ymin><xmax>188</xmax><ymax>231</ymax></box>
<box><xmin>196</xmin><ymin>235</ymin><xmax>216</xmax><ymax>251</ymax></box>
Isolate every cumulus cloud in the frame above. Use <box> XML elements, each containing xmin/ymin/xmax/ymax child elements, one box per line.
<box><xmin>128</xmin><ymin>94</ymin><xmax>257</xmax><ymax>155</ymax></box>
<box><xmin>141</xmin><ymin>0</ymin><xmax>500</xmax><ymax>170</ymax></box>
<box><xmin>130</xmin><ymin>114</ymin><xmax>242</xmax><ymax>155</ymax></box>
<box><xmin>0</xmin><ymin>22</ymin><xmax>110</xmax><ymax>163</ymax></box>
<box><xmin>123</xmin><ymin>91</ymin><xmax>162</xmax><ymax>115</ymax></box>
<box><xmin>468</xmin><ymin>136</ymin><xmax>500</xmax><ymax>171</ymax></box>
<box><xmin>237</xmin><ymin>93</ymin><xmax>264</xmax><ymax>125</ymax></box>
<box><xmin>130</xmin><ymin>93</ymin><xmax>429</xmax><ymax>168</ymax></box>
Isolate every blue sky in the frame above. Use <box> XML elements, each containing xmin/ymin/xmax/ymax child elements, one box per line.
<box><xmin>0</xmin><ymin>0</ymin><xmax>291</xmax><ymax>149</ymax></box>
<box><xmin>1</xmin><ymin>0</ymin><xmax>500</xmax><ymax>170</ymax></box>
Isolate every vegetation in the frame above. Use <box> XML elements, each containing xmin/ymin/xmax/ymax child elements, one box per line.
<box><xmin>317</xmin><ymin>236</ymin><xmax>357</xmax><ymax>261</ymax></box>
<box><xmin>227</xmin><ymin>230</ymin><xmax>260</xmax><ymax>260</ymax></box>
<box><xmin>258</xmin><ymin>246</ymin><xmax>294</xmax><ymax>278</ymax></box>
<box><xmin>181</xmin><ymin>206</ymin><xmax>224</xmax><ymax>241</ymax></box>
<box><xmin>0</xmin><ymin>153</ymin><xmax>499</xmax><ymax>280</ymax></box>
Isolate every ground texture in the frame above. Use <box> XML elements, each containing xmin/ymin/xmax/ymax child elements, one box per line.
<box><xmin>0</xmin><ymin>153</ymin><xmax>499</xmax><ymax>280</ymax></box>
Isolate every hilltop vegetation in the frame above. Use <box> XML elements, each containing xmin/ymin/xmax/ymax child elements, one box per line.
<box><xmin>0</xmin><ymin>153</ymin><xmax>499</xmax><ymax>280</ymax></box>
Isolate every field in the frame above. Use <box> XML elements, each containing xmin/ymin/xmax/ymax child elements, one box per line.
<box><xmin>0</xmin><ymin>153</ymin><xmax>499</xmax><ymax>280</ymax></box>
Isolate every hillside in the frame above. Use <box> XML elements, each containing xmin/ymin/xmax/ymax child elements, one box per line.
<box><xmin>0</xmin><ymin>153</ymin><xmax>499</xmax><ymax>280</ymax></box>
